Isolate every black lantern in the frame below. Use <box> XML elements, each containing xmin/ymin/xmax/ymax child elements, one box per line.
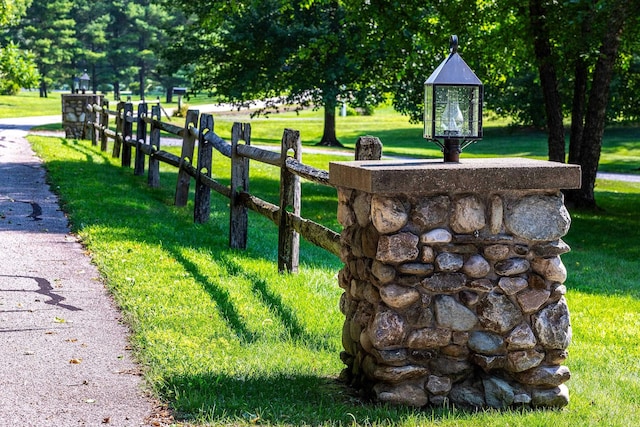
<box><xmin>79</xmin><ymin>70</ymin><xmax>90</xmax><ymax>94</ymax></box>
<box><xmin>424</xmin><ymin>35</ymin><xmax>483</xmax><ymax>162</ymax></box>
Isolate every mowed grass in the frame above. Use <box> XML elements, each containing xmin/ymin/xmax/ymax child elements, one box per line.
<box><xmin>207</xmin><ymin>106</ymin><xmax>640</xmax><ymax>174</ymax></box>
<box><xmin>28</xmin><ymin>111</ymin><xmax>640</xmax><ymax>427</ymax></box>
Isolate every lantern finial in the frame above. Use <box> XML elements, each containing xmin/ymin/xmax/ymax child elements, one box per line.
<box><xmin>450</xmin><ymin>35</ymin><xmax>458</xmax><ymax>54</ymax></box>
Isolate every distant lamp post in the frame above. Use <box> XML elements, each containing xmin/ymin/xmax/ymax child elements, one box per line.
<box><xmin>424</xmin><ymin>35</ymin><xmax>483</xmax><ymax>162</ymax></box>
<box><xmin>79</xmin><ymin>70</ymin><xmax>90</xmax><ymax>94</ymax></box>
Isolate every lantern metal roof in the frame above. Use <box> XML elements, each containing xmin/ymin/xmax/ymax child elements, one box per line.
<box><xmin>425</xmin><ymin>36</ymin><xmax>481</xmax><ymax>86</ymax></box>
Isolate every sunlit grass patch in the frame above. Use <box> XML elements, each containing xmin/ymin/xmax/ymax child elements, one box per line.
<box><xmin>28</xmin><ymin>120</ymin><xmax>640</xmax><ymax>426</ymax></box>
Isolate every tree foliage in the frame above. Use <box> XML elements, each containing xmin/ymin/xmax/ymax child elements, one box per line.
<box><xmin>16</xmin><ymin>0</ymin><xmax>76</xmax><ymax>97</ymax></box>
<box><xmin>165</xmin><ymin>0</ymin><xmax>389</xmax><ymax>146</ymax></box>
<box><xmin>0</xmin><ymin>0</ymin><xmax>30</xmax><ymax>27</ymax></box>
<box><xmin>8</xmin><ymin>0</ymin><xmax>182</xmax><ymax>98</ymax></box>
<box><xmin>0</xmin><ymin>42</ymin><xmax>38</xmax><ymax>94</ymax></box>
<box><xmin>345</xmin><ymin>0</ymin><xmax>640</xmax><ymax>208</ymax></box>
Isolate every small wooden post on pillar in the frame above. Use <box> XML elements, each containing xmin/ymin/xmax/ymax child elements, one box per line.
<box><xmin>355</xmin><ymin>136</ymin><xmax>382</xmax><ymax>161</ymax></box>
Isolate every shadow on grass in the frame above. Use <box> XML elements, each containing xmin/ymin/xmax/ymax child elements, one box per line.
<box><xmin>218</xmin><ymin>253</ymin><xmax>337</xmax><ymax>352</ymax></box>
<box><xmin>166</xmin><ymin>244</ymin><xmax>258</xmax><ymax>343</ymax></box>
<box><xmin>163</xmin><ymin>371</ymin><xmax>458</xmax><ymax>425</ymax></box>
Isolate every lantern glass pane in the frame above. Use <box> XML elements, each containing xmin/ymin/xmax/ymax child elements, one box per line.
<box><xmin>433</xmin><ymin>85</ymin><xmax>481</xmax><ymax>139</ymax></box>
<box><xmin>424</xmin><ymin>85</ymin><xmax>434</xmax><ymax>139</ymax></box>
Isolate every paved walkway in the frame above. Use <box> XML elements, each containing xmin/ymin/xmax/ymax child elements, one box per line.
<box><xmin>0</xmin><ymin>116</ymin><xmax>170</xmax><ymax>426</ymax></box>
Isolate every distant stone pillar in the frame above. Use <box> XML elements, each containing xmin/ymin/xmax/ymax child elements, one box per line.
<box><xmin>61</xmin><ymin>94</ymin><xmax>103</xmax><ymax>139</ymax></box>
<box><xmin>329</xmin><ymin>158</ymin><xmax>581</xmax><ymax>410</ymax></box>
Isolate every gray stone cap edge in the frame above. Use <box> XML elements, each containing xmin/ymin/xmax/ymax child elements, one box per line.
<box><xmin>329</xmin><ymin>157</ymin><xmax>581</xmax><ymax>194</ymax></box>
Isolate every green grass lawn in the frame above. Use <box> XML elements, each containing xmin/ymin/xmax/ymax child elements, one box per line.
<box><xmin>28</xmin><ymin>119</ymin><xmax>640</xmax><ymax>426</ymax></box>
<box><xmin>3</xmin><ymin>90</ymin><xmax>640</xmax><ymax>174</ymax></box>
<box><xmin>208</xmin><ymin>106</ymin><xmax>640</xmax><ymax>175</ymax></box>
<box><xmin>0</xmin><ymin>90</ymin><xmax>222</xmax><ymax>119</ymax></box>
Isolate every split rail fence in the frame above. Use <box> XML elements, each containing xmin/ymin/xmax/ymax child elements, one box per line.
<box><xmin>84</xmin><ymin>100</ymin><xmax>382</xmax><ymax>273</ymax></box>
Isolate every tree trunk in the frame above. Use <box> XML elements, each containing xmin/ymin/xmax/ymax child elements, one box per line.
<box><xmin>317</xmin><ymin>97</ymin><xmax>342</xmax><ymax>146</ymax></box>
<box><xmin>568</xmin><ymin>56</ymin><xmax>588</xmax><ymax>165</ymax></box>
<box><xmin>138</xmin><ymin>65</ymin><xmax>145</xmax><ymax>100</ymax></box>
<box><xmin>39</xmin><ymin>78</ymin><xmax>47</xmax><ymax>98</ymax></box>
<box><xmin>568</xmin><ymin>15</ymin><xmax>592</xmax><ymax>166</ymax></box>
<box><xmin>114</xmin><ymin>81</ymin><xmax>120</xmax><ymax>100</ymax></box>
<box><xmin>91</xmin><ymin>66</ymin><xmax>97</xmax><ymax>94</ymax></box>
<box><xmin>529</xmin><ymin>0</ymin><xmax>565</xmax><ymax>162</ymax></box>
<box><xmin>567</xmin><ymin>1</ymin><xmax>628</xmax><ymax>209</ymax></box>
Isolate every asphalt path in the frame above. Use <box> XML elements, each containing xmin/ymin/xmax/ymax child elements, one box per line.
<box><xmin>0</xmin><ymin>115</ymin><xmax>169</xmax><ymax>426</ymax></box>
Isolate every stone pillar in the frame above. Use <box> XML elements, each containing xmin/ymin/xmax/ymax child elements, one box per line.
<box><xmin>329</xmin><ymin>158</ymin><xmax>581</xmax><ymax>410</ymax></box>
<box><xmin>61</xmin><ymin>94</ymin><xmax>103</xmax><ymax>139</ymax></box>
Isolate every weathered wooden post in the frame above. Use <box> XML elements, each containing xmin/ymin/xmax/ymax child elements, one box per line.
<box><xmin>134</xmin><ymin>103</ymin><xmax>148</xmax><ymax>176</ymax></box>
<box><xmin>194</xmin><ymin>114</ymin><xmax>213</xmax><ymax>223</ymax></box>
<box><xmin>100</xmin><ymin>100</ymin><xmax>109</xmax><ymax>152</ymax></box>
<box><xmin>278</xmin><ymin>129</ymin><xmax>301</xmax><ymax>273</ymax></box>
<box><xmin>355</xmin><ymin>136</ymin><xmax>382</xmax><ymax>161</ymax></box>
<box><xmin>174</xmin><ymin>110</ymin><xmax>200</xmax><ymax>207</ymax></box>
<box><xmin>121</xmin><ymin>102</ymin><xmax>134</xmax><ymax>168</ymax></box>
<box><xmin>147</xmin><ymin>104</ymin><xmax>161</xmax><ymax>188</ymax></box>
<box><xmin>112</xmin><ymin>101</ymin><xmax>125</xmax><ymax>158</ymax></box>
<box><xmin>330</xmin><ymin>158</ymin><xmax>581</xmax><ymax>410</ymax></box>
<box><xmin>230</xmin><ymin>122</ymin><xmax>251</xmax><ymax>249</ymax></box>
<box><xmin>88</xmin><ymin>105</ymin><xmax>98</xmax><ymax>146</ymax></box>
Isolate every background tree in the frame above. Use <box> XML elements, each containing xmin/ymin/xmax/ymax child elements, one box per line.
<box><xmin>16</xmin><ymin>0</ymin><xmax>75</xmax><ymax>97</ymax></box>
<box><xmin>355</xmin><ymin>0</ymin><xmax>639</xmax><ymax>209</ymax></box>
<box><xmin>0</xmin><ymin>42</ymin><xmax>38</xmax><ymax>94</ymax></box>
<box><xmin>0</xmin><ymin>0</ymin><xmax>31</xmax><ymax>27</ymax></box>
<box><xmin>71</xmin><ymin>0</ymin><xmax>109</xmax><ymax>92</ymax></box>
<box><xmin>0</xmin><ymin>0</ymin><xmax>37</xmax><ymax>94</ymax></box>
<box><xmin>165</xmin><ymin>0</ymin><xmax>388</xmax><ymax>146</ymax></box>
<box><xmin>527</xmin><ymin>0</ymin><xmax>639</xmax><ymax>208</ymax></box>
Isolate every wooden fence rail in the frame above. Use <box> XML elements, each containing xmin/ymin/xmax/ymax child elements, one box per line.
<box><xmin>85</xmin><ymin>101</ymin><xmax>381</xmax><ymax>273</ymax></box>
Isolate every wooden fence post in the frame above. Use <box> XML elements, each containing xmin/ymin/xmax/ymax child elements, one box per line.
<box><xmin>148</xmin><ymin>104</ymin><xmax>161</xmax><ymax>188</ymax></box>
<box><xmin>174</xmin><ymin>109</ymin><xmax>200</xmax><ymax>207</ymax></box>
<box><xmin>100</xmin><ymin>100</ymin><xmax>109</xmax><ymax>152</ymax></box>
<box><xmin>194</xmin><ymin>113</ymin><xmax>213</xmax><ymax>223</ymax></box>
<box><xmin>89</xmin><ymin>105</ymin><xmax>98</xmax><ymax>146</ymax></box>
<box><xmin>112</xmin><ymin>101</ymin><xmax>125</xmax><ymax>158</ymax></box>
<box><xmin>278</xmin><ymin>128</ymin><xmax>301</xmax><ymax>273</ymax></box>
<box><xmin>355</xmin><ymin>135</ymin><xmax>383</xmax><ymax>160</ymax></box>
<box><xmin>121</xmin><ymin>102</ymin><xmax>134</xmax><ymax>168</ymax></box>
<box><xmin>230</xmin><ymin>122</ymin><xmax>251</xmax><ymax>249</ymax></box>
<box><xmin>134</xmin><ymin>103</ymin><xmax>147</xmax><ymax>176</ymax></box>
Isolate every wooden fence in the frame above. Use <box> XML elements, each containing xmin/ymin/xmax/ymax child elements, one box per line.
<box><xmin>84</xmin><ymin>100</ymin><xmax>382</xmax><ymax>273</ymax></box>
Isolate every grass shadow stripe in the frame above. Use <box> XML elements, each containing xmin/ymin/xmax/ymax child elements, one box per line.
<box><xmin>219</xmin><ymin>254</ymin><xmax>336</xmax><ymax>352</ymax></box>
<box><xmin>167</xmin><ymin>245</ymin><xmax>256</xmax><ymax>343</ymax></box>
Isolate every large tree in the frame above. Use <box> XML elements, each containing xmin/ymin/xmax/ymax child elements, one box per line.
<box><xmin>0</xmin><ymin>0</ymin><xmax>30</xmax><ymax>26</ymax></box>
<box><xmin>165</xmin><ymin>0</ymin><xmax>388</xmax><ymax>146</ymax></box>
<box><xmin>527</xmin><ymin>0</ymin><xmax>639</xmax><ymax>208</ymax></box>
<box><xmin>0</xmin><ymin>0</ymin><xmax>37</xmax><ymax>94</ymax></box>
<box><xmin>17</xmin><ymin>0</ymin><xmax>75</xmax><ymax>97</ymax></box>
<box><xmin>0</xmin><ymin>42</ymin><xmax>38</xmax><ymax>94</ymax></box>
<box><xmin>356</xmin><ymin>0</ymin><xmax>639</xmax><ymax>209</ymax></box>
